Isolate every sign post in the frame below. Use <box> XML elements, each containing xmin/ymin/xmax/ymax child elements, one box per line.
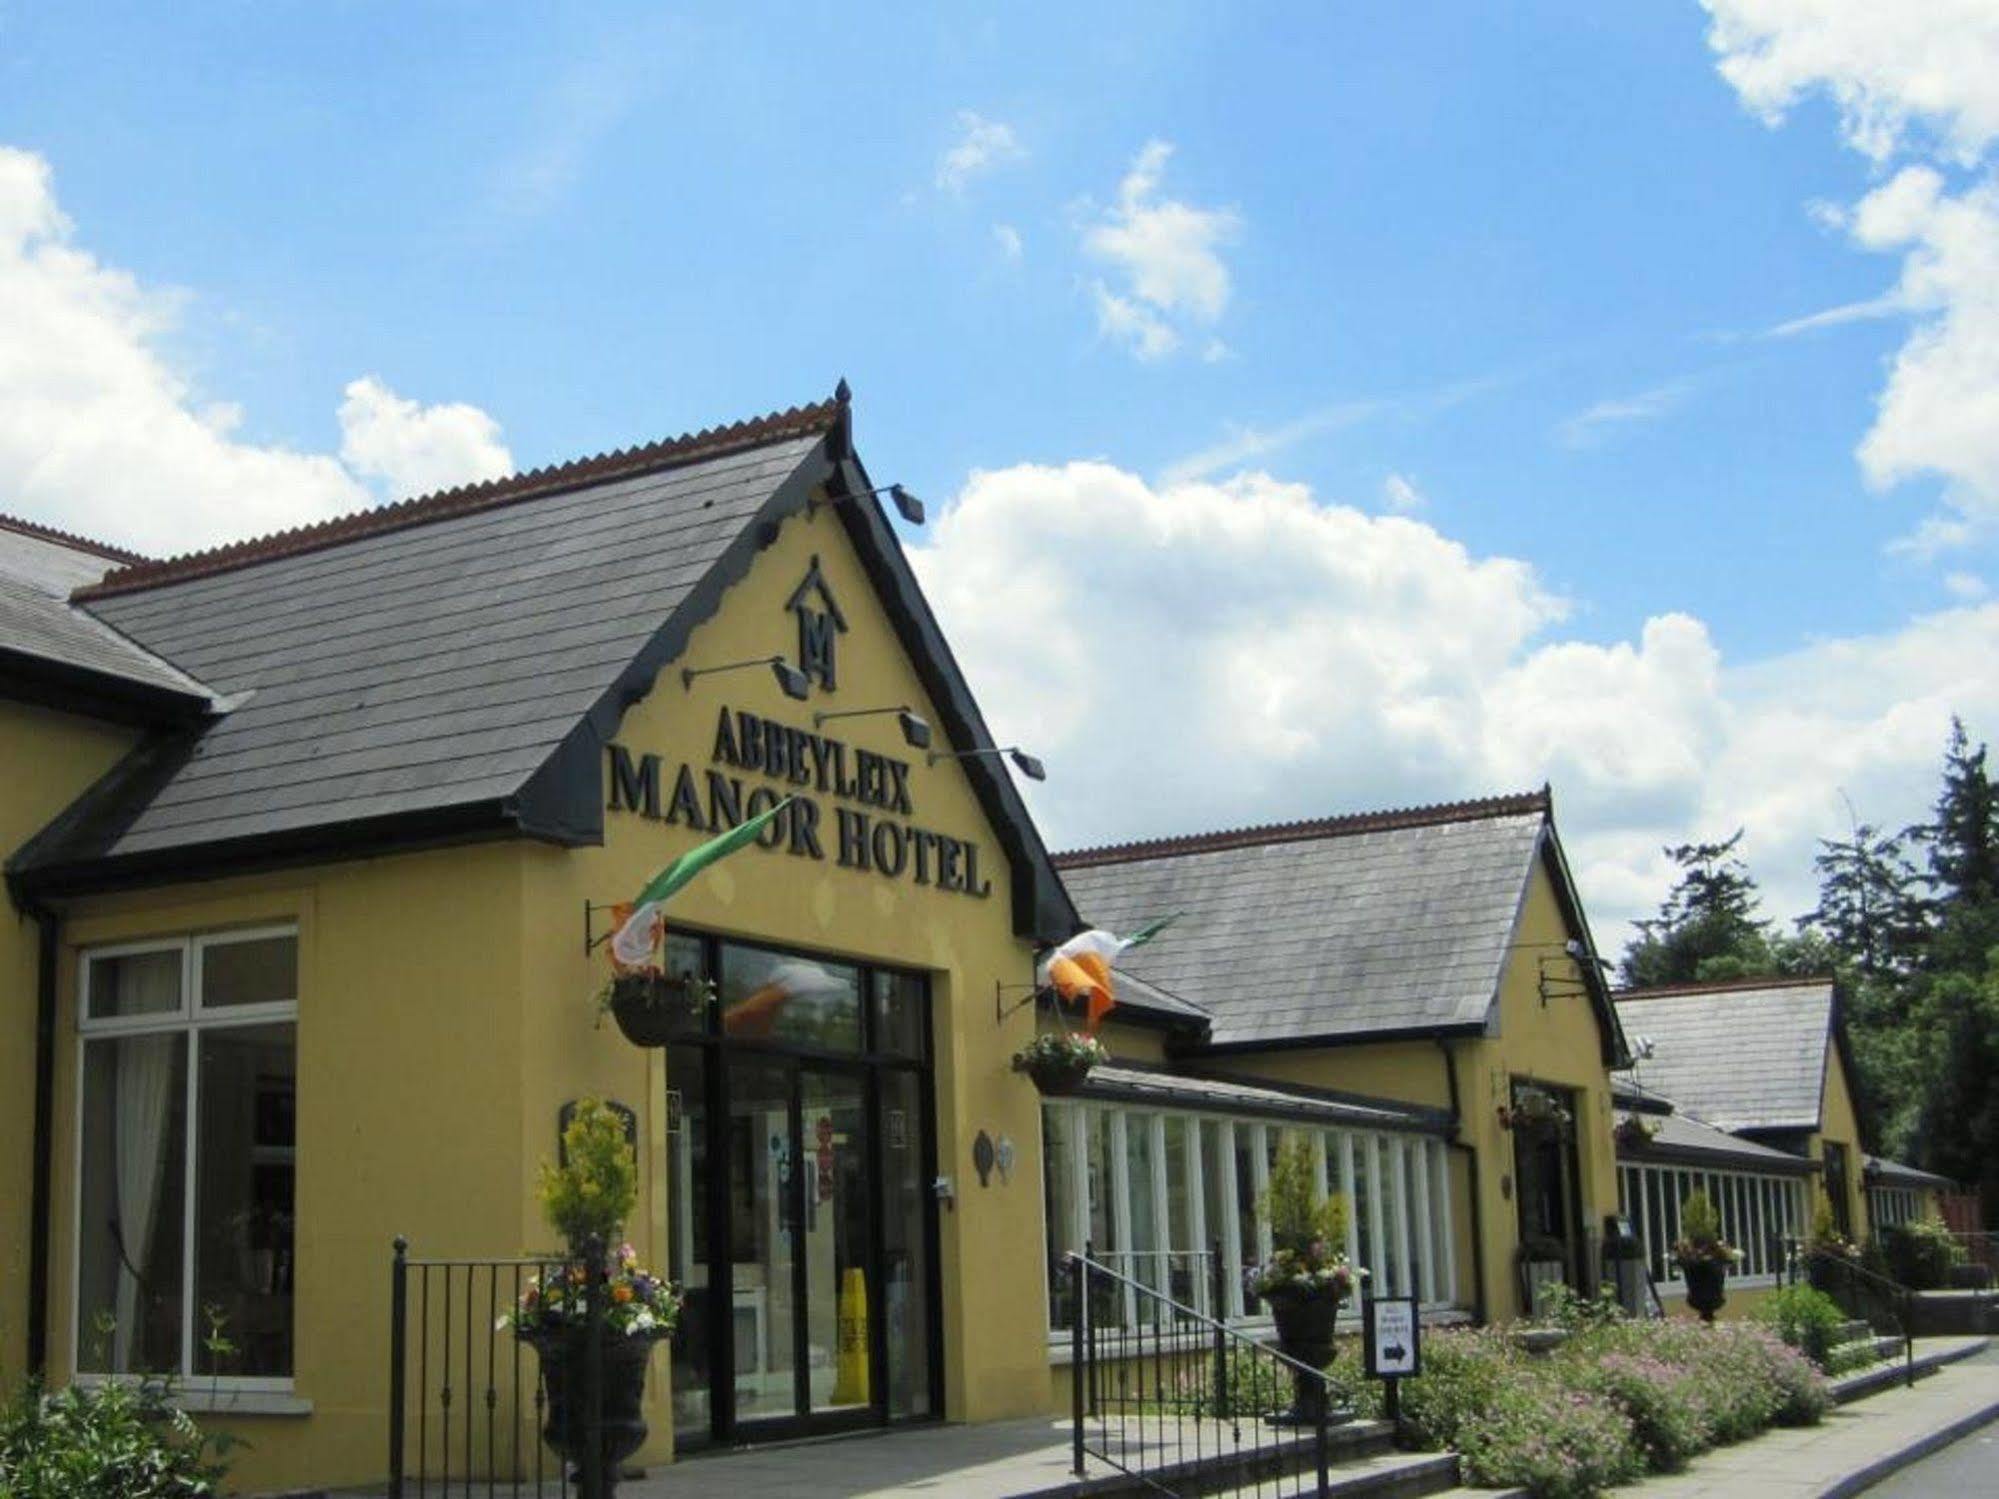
<box><xmin>1362</xmin><ymin>1295</ymin><xmax>1421</xmax><ymax>1445</ymax></box>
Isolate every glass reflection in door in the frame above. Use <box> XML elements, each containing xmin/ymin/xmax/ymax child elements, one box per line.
<box><xmin>666</xmin><ymin>1047</ymin><xmax>710</xmax><ymax>1437</ymax></box>
<box><xmin>801</xmin><ymin>1069</ymin><xmax>870</xmax><ymax>1415</ymax></box>
<box><xmin>728</xmin><ymin>1061</ymin><xmax>797</xmax><ymax>1423</ymax></box>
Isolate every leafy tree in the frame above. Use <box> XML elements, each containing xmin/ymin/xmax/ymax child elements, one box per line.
<box><xmin>1620</xmin><ymin>831</ymin><xmax>1778</xmax><ymax>987</ymax></box>
<box><xmin>1803</xmin><ymin>817</ymin><xmax>1928</xmax><ymax>982</ymax></box>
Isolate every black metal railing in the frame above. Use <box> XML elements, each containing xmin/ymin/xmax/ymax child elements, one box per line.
<box><xmin>1786</xmin><ymin>1239</ymin><xmax>1915</xmax><ymax>1388</ymax></box>
<box><xmin>388</xmin><ymin>1238</ymin><xmax>611</xmax><ymax>1498</ymax></box>
<box><xmin>1068</xmin><ymin>1243</ymin><xmax>1354</xmax><ymax>1497</ymax></box>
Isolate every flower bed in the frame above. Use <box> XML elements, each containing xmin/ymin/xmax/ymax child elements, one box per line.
<box><xmin>1399</xmin><ymin>1317</ymin><xmax>1829</xmax><ymax>1498</ymax></box>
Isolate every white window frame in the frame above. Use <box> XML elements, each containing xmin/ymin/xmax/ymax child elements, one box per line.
<box><xmin>1620</xmin><ymin>1159</ymin><xmax>1807</xmax><ymax>1294</ymax></box>
<box><xmin>73</xmin><ymin>926</ymin><xmax>299</xmax><ymax>1392</ymax></box>
<box><xmin>1039</xmin><ymin>1098</ymin><xmax>1458</xmax><ymax>1341</ymax></box>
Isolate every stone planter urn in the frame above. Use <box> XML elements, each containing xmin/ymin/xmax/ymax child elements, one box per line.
<box><xmin>524</xmin><ymin>1326</ymin><xmax>663</xmax><ymax>1495</ymax></box>
<box><xmin>1264</xmin><ymin>1286</ymin><xmax>1347</xmax><ymax>1427</ymax></box>
<box><xmin>1680</xmin><ymin>1259</ymin><xmax>1727</xmax><ymax>1323</ymax></box>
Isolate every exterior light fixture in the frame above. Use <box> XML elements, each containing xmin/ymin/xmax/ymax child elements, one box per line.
<box><xmin>927</xmin><ymin>745</ymin><xmax>1047</xmax><ymax>782</ymax></box>
<box><xmin>813</xmin><ymin>705</ymin><xmax>933</xmax><ymax>750</ymax></box>
<box><xmin>681</xmin><ymin>655</ymin><xmax>810</xmax><ymax>701</ymax></box>
<box><xmin>809</xmin><ymin>483</ymin><xmax>926</xmax><ymax>526</ymax></box>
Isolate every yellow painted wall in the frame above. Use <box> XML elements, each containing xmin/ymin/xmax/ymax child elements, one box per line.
<box><xmin>1815</xmin><ymin>1044</ymin><xmax>1867</xmax><ymax>1242</ymax></box>
<box><xmin>0</xmin><ymin>699</ymin><xmax>139</xmax><ymax>1386</ymax></box>
<box><xmin>28</xmin><ymin>490</ymin><xmax>1053</xmax><ymax>1494</ymax></box>
<box><xmin>520</xmin><ymin>494</ymin><xmax>1050</xmax><ymax>1440</ymax></box>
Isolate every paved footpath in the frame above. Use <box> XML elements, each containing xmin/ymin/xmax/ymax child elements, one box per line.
<box><xmin>1613</xmin><ymin>1345</ymin><xmax>1999</xmax><ymax>1498</ymax></box>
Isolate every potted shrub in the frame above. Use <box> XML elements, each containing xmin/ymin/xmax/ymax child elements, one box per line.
<box><xmin>596</xmin><ymin>967</ymin><xmax>711</xmax><ymax>1046</ymax></box>
<box><xmin>1803</xmin><ymin>1192</ymin><xmax>1859</xmax><ymax>1293</ymax></box>
<box><xmin>1672</xmin><ymin>1189</ymin><xmax>1739</xmax><ymax>1322</ymax></box>
<box><xmin>507</xmin><ymin>1099</ymin><xmax>681</xmax><ymax>1494</ymax></box>
<box><xmin>1246</xmin><ymin>1138</ymin><xmax>1362</xmax><ymax>1426</ymax></box>
<box><xmin>1011</xmin><ymin>1031</ymin><xmax>1107</xmax><ymax>1095</ymax></box>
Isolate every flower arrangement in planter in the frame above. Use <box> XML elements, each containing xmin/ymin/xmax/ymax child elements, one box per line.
<box><xmin>1498</xmin><ymin>1085</ymin><xmax>1572</xmax><ymax>1136</ymax></box>
<box><xmin>509</xmin><ymin>1099</ymin><xmax>681</xmax><ymax>1495</ymax></box>
<box><xmin>595</xmin><ymin>965</ymin><xmax>714</xmax><ymax>1046</ymax></box>
<box><xmin>1011</xmin><ymin>1031</ymin><xmax>1107</xmax><ymax>1095</ymax></box>
<box><xmin>1671</xmin><ymin>1189</ymin><xmax>1739</xmax><ymax>1323</ymax></box>
<box><xmin>1248</xmin><ymin>1137</ymin><xmax>1363</xmax><ymax>1426</ymax></box>
<box><xmin>1613</xmin><ymin>1114</ymin><xmax>1660</xmax><ymax>1151</ymax></box>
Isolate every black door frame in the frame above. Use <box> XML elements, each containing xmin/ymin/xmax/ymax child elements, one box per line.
<box><xmin>668</xmin><ymin>929</ymin><xmax>943</xmax><ymax>1450</ymax></box>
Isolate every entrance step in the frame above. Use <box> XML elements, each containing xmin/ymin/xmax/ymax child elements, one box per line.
<box><xmin>1212</xmin><ymin>1450</ymin><xmax>1459</xmax><ymax>1499</ymax></box>
<box><xmin>1833</xmin><ymin>1318</ymin><xmax>1872</xmax><ymax>1344</ymax></box>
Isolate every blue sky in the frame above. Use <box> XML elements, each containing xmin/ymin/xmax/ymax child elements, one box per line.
<box><xmin>3</xmin><ymin>2</ymin><xmax>1996</xmax><ymax>942</ymax></box>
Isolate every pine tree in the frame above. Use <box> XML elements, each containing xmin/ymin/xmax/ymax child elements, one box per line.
<box><xmin>1913</xmin><ymin>717</ymin><xmax>1999</xmax><ymax>970</ymax></box>
<box><xmin>1805</xmin><ymin>818</ymin><xmax>1928</xmax><ymax>981</ymax></box>
<box><xmin>1619</xmin><ymin>831</ymin><xmax>1775</xmax><ymax>987</ymax></box>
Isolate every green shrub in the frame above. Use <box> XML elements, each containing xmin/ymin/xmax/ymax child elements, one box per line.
<box><xmin>1883</xmin><ymin>1217</ymin><xmax>1964</xmax><ymax>1290</ymax></box>
<box><xmin>1823</xmin><ymin>1340</ymin><xmax>1881</xmax><ymax>1377</ymax></box>
<box><xmin>1536</xmin><ymin>1283</ymin><xmax>1626</xmax><ymax>1333</ymax></box>
<box><xmin>0</xmin><ymin>1376</ymin><xmax>232</xmax><ymax>1497</ymax></box>
<box><xmin>1757</xmin><ymin>1284</ymin><xmax>1846</xmax><ymax>1366</ymax></box>
<box><xmin>536</xmin><ymin>1097</ymin><xmax>637</xmax><ymax>1250</ymax></box>
<box><xmin>1399</xmin><ymin>1327</ymin><xmax>1522</xmax><ymax>1452</ymax></box>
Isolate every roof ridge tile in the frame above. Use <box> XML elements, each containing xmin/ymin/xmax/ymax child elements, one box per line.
<box><xmin>1614</xmin><ymin>974</ymin><xmax>1837</xmax><ymax>1002</ymax></box>
<box><xmin>1052</xmin><ymin>788</ymin><xmax>1550</xmax><ymax>868</ymax></box>
<box><xmin>72</xmin><ymin>394</ymin><xmax>844</xmax><ymax>602</ymax></box>
<box><xmin>0</xmin><ymin>512</ymin><xmax>150</xmax><ymax>565</ymax></box>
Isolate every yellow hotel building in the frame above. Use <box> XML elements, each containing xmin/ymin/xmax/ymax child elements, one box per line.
<box><xmin>0</xmin><ymin>391</ymin><xmax>1951</xmax><ymax>1493</ymax></box>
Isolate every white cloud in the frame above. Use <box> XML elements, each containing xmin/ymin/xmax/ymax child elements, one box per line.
<box><xmin>913</xmin><ymin>459</ymin><xmax>1999</xmax><ymax>946</ymax></box>
<box><xmin>0</xmin><ymin>145</ymin><xmax>510</xmax><ymax>556</ymax></box>
<box><xmin>1557</xmin><ymin>382</ymin><xmax>1687</xmax><ymax>448</ymax></box>
<box><xmin>1704</xmin><ymin>4</ymin><xmax>1999</xmax><ymax>552</ymax></box>
<box><xmin>1944</xmin><ymin>570</ymin><xmax>1988</xmax><ymax>600</ymax></box>
<box><xmin>1382</xmin><ymin>473</ymin><xmax>1426</xmax><ymax>512</ymax></box>
<box><xmin>1702</xmin><ymin>0</ymin><xmax>1999</xmax><ymax>164</ymax></box>
<box><xmin>338</xmin><ymin>377</ymin><xmax>513</xmax><ymax>500</ymax></box>
<box><xmin>1082</xmin><ymin>141</ymin><xmax>1240</xmax><ymax>360</ymax></box>
<box><xmin>993</xmin><ymin>223</ymin><xmax>1024</xmax><ymax>261</ymax></box>
<box><xmin>937</xmin><ymin>112</ymin><xmax>1026</xmax><ymax>194</ymax></box>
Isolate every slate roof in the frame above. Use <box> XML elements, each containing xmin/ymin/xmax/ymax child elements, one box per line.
<box><xmin>8</xmin><ymin>394</ymin><xmax>1081</xmax><ymax>941</ymax></box>
<box><xmin>1078</xmin><ymin>1060</ymin><xmax>1450</xmax><ymax>1135</ymax></box>
<box><xmin>1613</xmin><ymin>978</ymin><xmax>1838</xmax><ymax>1135</ymax></box>
<box><xmin>0</xmin><ymin>516</ymin><xmax>212</xmax><ymax>710</ymax></box>
<box><xmin>1055</xmin><ymin>792</ymin><xmax>1609</xmax><ymax>1050</ymax></box>
<box><xmin>1865</xmin><ymin>1155</ymin><xmax>1955</xmax><ymax>1192</ymax></box>
<box><xmin>1615</xmin><ymin>1107</ymin><xmax>1819</xmax><ymax>1176</ymax></box>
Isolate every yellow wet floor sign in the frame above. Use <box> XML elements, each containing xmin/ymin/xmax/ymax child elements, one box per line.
<box><xmin>830</xmin><ymin>1266</ymin><xmax>869</xmax><ymax>1404</ymax></box>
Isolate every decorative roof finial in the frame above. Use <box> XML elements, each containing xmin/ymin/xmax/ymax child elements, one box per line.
<box><xmin>834</xmin><ymin>377</ymin><xmax>852</xmax><ymax>404</ymax></box>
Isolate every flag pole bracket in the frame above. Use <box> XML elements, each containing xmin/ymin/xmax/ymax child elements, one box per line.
<box><xmin>996</xmin><ymin>981</ymin><xmax>1045</xmax><ymax>1024</ymax></box>
<box><xmin>584</xmin><ymin>902</ymin><xmax>623</xmax><ymax>957</ymax></box>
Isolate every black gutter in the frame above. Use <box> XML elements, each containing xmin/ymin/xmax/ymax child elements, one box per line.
<box><xmin>0</xmin><ymin>648</ymin><xmax>211</xmax><ymax>729</ymax></box>
<box><xmin>25</xmin><ymin>900</ymin><xmax>56</xmax><ymax>1375</ymax></box>
<box><xmin>1436</xmin><ymin>1037</ymin><xmax>1488</xmax><ymax>1327</ymax></box>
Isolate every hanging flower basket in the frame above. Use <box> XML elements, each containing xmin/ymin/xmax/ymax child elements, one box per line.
<box><xmin>1500</xmin><ymin>1086</ymin><xmax>1573</xmax><ymax>1137</ymax></box>
<box><xmin>1613</xmin><ymin>1114</ymin><xmax>1660</xmax><ymax>1151</ymax></box>
<box><xmin>598</xmin><ymin>971</ymin><xmax>710</xmax><ymax>1046</ymax></box>
<box><xmin>1012</xmin><ymin>1033</ymin><xmax>1107</xmax><ymax>1095</ymax></box>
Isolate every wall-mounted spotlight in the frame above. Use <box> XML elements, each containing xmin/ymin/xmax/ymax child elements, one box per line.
<box><xmin>928</xmin><ymin>745</ymin><xmax>1047</xmax><ymax>782</ymax></box>
<box><xmin>809</xmin><ymin>482</ymin><xmax>926</xmax><ymax>526</ymax></box>
<box><xmin>813</xmin><ymin>704</ymin><xmax>933</xmax><ymax>750</ymax></box>
<box><xmin>681</xmin><ymin>655</ymin><xmax>810</xmax><ymax>701</ymax></box>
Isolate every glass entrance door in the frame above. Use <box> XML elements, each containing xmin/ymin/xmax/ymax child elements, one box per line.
<box><xmin>664</xmin><ymin>936</ymin><xmax>939</xmax><ymax>1448</ymax></box>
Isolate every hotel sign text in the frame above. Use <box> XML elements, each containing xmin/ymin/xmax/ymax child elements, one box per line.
<box><xmin>606</xmin><ymin>706</ymin><xmax>992</xmax><ymax>898</ymax></box>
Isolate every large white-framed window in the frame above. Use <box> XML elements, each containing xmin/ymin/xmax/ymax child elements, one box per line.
<box><xmin>1041</xmin><ymin>1099</ymin><xmax>1457</xmax><ymax>1336</ymax></box>
<box><xmin>75</xmin><ymin>927</ymin><xmax>298</xmax><ymax>1388</ymax></box>
<box><xmin>1869</xmin><ymin>1186</ymin><xmax>1923</xmax><ymax>1232</ymax></box>
<box><xmin>1616</xmin><ymin>1160</ymin><xmax>1805</xmax><ymax>1291</ymax></box>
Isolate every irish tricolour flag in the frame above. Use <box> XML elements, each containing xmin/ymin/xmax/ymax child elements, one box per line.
<box><xmin>610</xmin><ymin>797</ymin><xmax>795</xmax><ymax>969</ymax></box>
<box><xmin>1038</xmin><ymin>915</ymin><xmax>1179</xmax><ymax>1034</ymax></box>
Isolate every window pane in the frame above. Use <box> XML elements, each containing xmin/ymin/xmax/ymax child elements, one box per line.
<box><xmin>718</xmin><ymin>944</ymin><xmax>860</xmax><ymax>1050</ymax></box>
<box><xmin>1379</xmin><ymin>1141</ymin><xmax>1403</xmax><ymax>1296</ymax></box>
<box><xmin>1234</xmin><ymin>1127</ymin><xmax>1261</xmax><ymax>1311</ymax></box>
<box><xmin>1044</xmin><ymin>1105</ymin><xmax>1076</xmax><ymax>1329</ymax></box>
<box><xmin>871</xmin><ymin>970</ymin><xmax>927</xmax><ymax>1058</ymax></box>
<box><xmin>78</xmin><ymin>1032</ymin><xmax>188</xmax><ymax>1373</ymax></box>
<box><xmin>1163</xmin><ymin>1119</ymin><xmax>1198</xmax><ymax>1309</ymax></box>
<box><xmin>194</xmin><ymin>1023</ymin><xmax>295</xmax><ymax>1376</ymax></box>
<box><xmin>1200</xmin><ymin>1121</ymin><xmax>1233</xmax><ymax>1312</ymax></box>
<box><xmin>1126</xmin><ymin>1113</ymin><xmax>1159</xmax><ymax>1310</ymax></box>
<box><xmin>667</xmin><ymin>1046</ymin><xmax>711</xmax><ymax>1437</ymax></box>
<box><xmin>1083</xmin><ymin>1111</ymin><xmax>1122</xmax><ymax>1326</ymax></box>
<box><xmin>881</xmin><ymin>1069</ymin><xmax>931</xmax><ymax>1419</ymax></box>
<box><xmin>1353</xmin><ymin>1139</ymin><xmax>1375</xmax><ymax>1287</ymax></box>
<box><xmin>198</xmin><ymin>935</ymin><xmax>297</xmax><ymax>1009</ymax></box>
<box><xmin>87</xmin><ymin>948</ymin><xmax>181</xmax><ymax>1021</ymax></box>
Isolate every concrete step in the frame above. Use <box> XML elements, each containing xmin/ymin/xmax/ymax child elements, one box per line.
<box><xmin>1834</xmin><ymin>1318</ymin><xmax>1873</xmax><ymax>1344</ymax></box>
<box><xmin>1831</xmin><ymin>1334</ymin><xmax>1990</xmax><ymax>1404</ymax></box>
<box><xmin>1214</xmin><ymin>1450</ymin><xmax>1459</xmax><ymax>1499</ymax></box>
<box><xmin>1055</xmin><ymin>1416</ymin><xmax>1396</xmax><ymax>1499</ymax></box>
